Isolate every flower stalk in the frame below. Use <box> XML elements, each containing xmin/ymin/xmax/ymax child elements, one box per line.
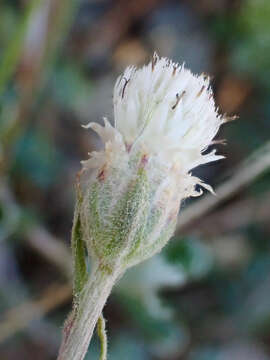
<box><xmin>57</xmin><ymin>263</ymin><xmax>119</xmax><ymax>360</ymax></box>
<box><xmin>57</xmin><ymin>53</ymin><xmax>229</xmax><ymax>359</ymax></box>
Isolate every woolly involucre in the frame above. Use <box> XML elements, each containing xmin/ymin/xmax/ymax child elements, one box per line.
<box><xmin>82</xmin><ymin>54</ymin><xmax>225</xmax><ymax>201</ymax></box>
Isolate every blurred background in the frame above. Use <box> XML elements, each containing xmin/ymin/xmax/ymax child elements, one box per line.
<box><xmin>0</xmin><ymin>0</ymin><xmax>270</xmax><ymax>359</ymax></box>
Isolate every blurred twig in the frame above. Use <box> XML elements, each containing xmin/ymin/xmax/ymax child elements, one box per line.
<box><xmin>75</xmin><ymin>0</ymin><xmax>165</xmax><ymax>58</ymax></box>
<box><xmin>0</xmin><ymin>283</ymin><xmax>72</xmax><ymax>344</ymax></box>
<box><xmin>0</xmin><ymin>0</ymin><xmax>77</xmax><ymax>96</ymax></box>
<box><xmin>0</xmin><ymin>0</ymin><xmax>42</xmax><ymax>96</ymax></box>
<box><xmin>0</xmin><ymin>0</ymin><xmax>78</xmax><ymax>175</ymax></box>
<box><xmin>189</xmin><ymin>191</ymin><xmax>270</xmax><ymax>237</ymax></box>
<box><xmin>26</xmin><ymin>226</ymin><xmax>72</xmax><ymax>279</ymax></box>
<box><xmin>0</xmin><ymin>179</ymin><xmax>72</xmax><ymax>277</ymax></box>
<box><xmin>1</xmin><ymin>142</ymin><xmax>270</xmax><ymax>343</ymax></box>
<box><xmin>0</xmin><ymin>181</ymin><xmax>73</xmax><ymax>344</ymax></box>
<box><xmin>177</xmin><ymin>141</ymin><xmax>270</xmax><ymax>232</ymax></box>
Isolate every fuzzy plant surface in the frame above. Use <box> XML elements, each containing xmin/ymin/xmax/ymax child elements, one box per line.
<box><xmin>57</xmin><ymin>53</ymin><xmax>229</xmax><ymax>360</ymax></box>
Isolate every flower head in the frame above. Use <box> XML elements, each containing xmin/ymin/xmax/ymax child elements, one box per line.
<box><xmin>80</xmin><ymin>54</ymin><xmax>227</xmax><ymax>272</ymax></box>
<box><xmin>83</xmin><ymin>54</ymin><xmax>225</xmax><ymax>190</ymax></box>
<box><xmin>113</xmin><ymin>54</ymin><xmax>224</xmax><ymax>169</ymax></box>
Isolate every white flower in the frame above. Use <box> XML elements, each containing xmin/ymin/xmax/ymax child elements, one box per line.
<box><xmin>78</xmin><ymin>53</ymin><xmax>230</xmax><ymax>273</ymax></box>
<box><xmin>82</xmin><ymin>53</ymin><xmax>225</xmax><ymax>197</ymax></box>
<box><xmin>61</xmin><ymin>55</ymin><xmax>230</xmax><ymax>360</ymax></box>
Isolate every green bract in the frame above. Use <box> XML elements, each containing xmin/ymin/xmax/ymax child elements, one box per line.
<box><xmin>78</xmin><ymin>154</ymin><xmax>176</xmax><ymax>276</ymax></box>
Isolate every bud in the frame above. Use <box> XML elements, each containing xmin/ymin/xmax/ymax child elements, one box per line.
<box><xmin>79</xmin><ymin>54</ymin><xmax>225</xmax><ymax>275</ymax></box>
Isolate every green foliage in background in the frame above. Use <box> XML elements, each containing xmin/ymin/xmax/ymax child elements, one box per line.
<box><xmin>0</xmin><ymin>0</ymin><xmax>270</xmax><ymax>359</ymax></box>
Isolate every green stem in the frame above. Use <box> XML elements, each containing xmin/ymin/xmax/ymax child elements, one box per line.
<box><xmin>57</xmin><ymin>264</ymin><xmax>118</xmax><ymax>360</ymax></box>
<box><xmin>97</xmin><ymin>313</ymin><xmax>108</xmax><ymax>360</ymax></box>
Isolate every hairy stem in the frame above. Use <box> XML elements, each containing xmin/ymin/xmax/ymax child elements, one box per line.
<box><xmin>57</xmin><ymin>264</ymin><xmax>118</xmax><ymax>360</ymax></box>
<box><xmin>97</xmin><ymin>313</ymin><xmax>108</xmax><ymax>360</ymax></box>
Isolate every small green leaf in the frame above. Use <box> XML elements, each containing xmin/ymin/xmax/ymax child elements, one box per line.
<box><xmin>97</xmin><ymin>313</ymin><xmax>108</xmax><ymax>360</ymax></box>
<box><xmin>72</xmin><ymin>199</ymin><xmax>88</xmax><ymax>298</ymax></box>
